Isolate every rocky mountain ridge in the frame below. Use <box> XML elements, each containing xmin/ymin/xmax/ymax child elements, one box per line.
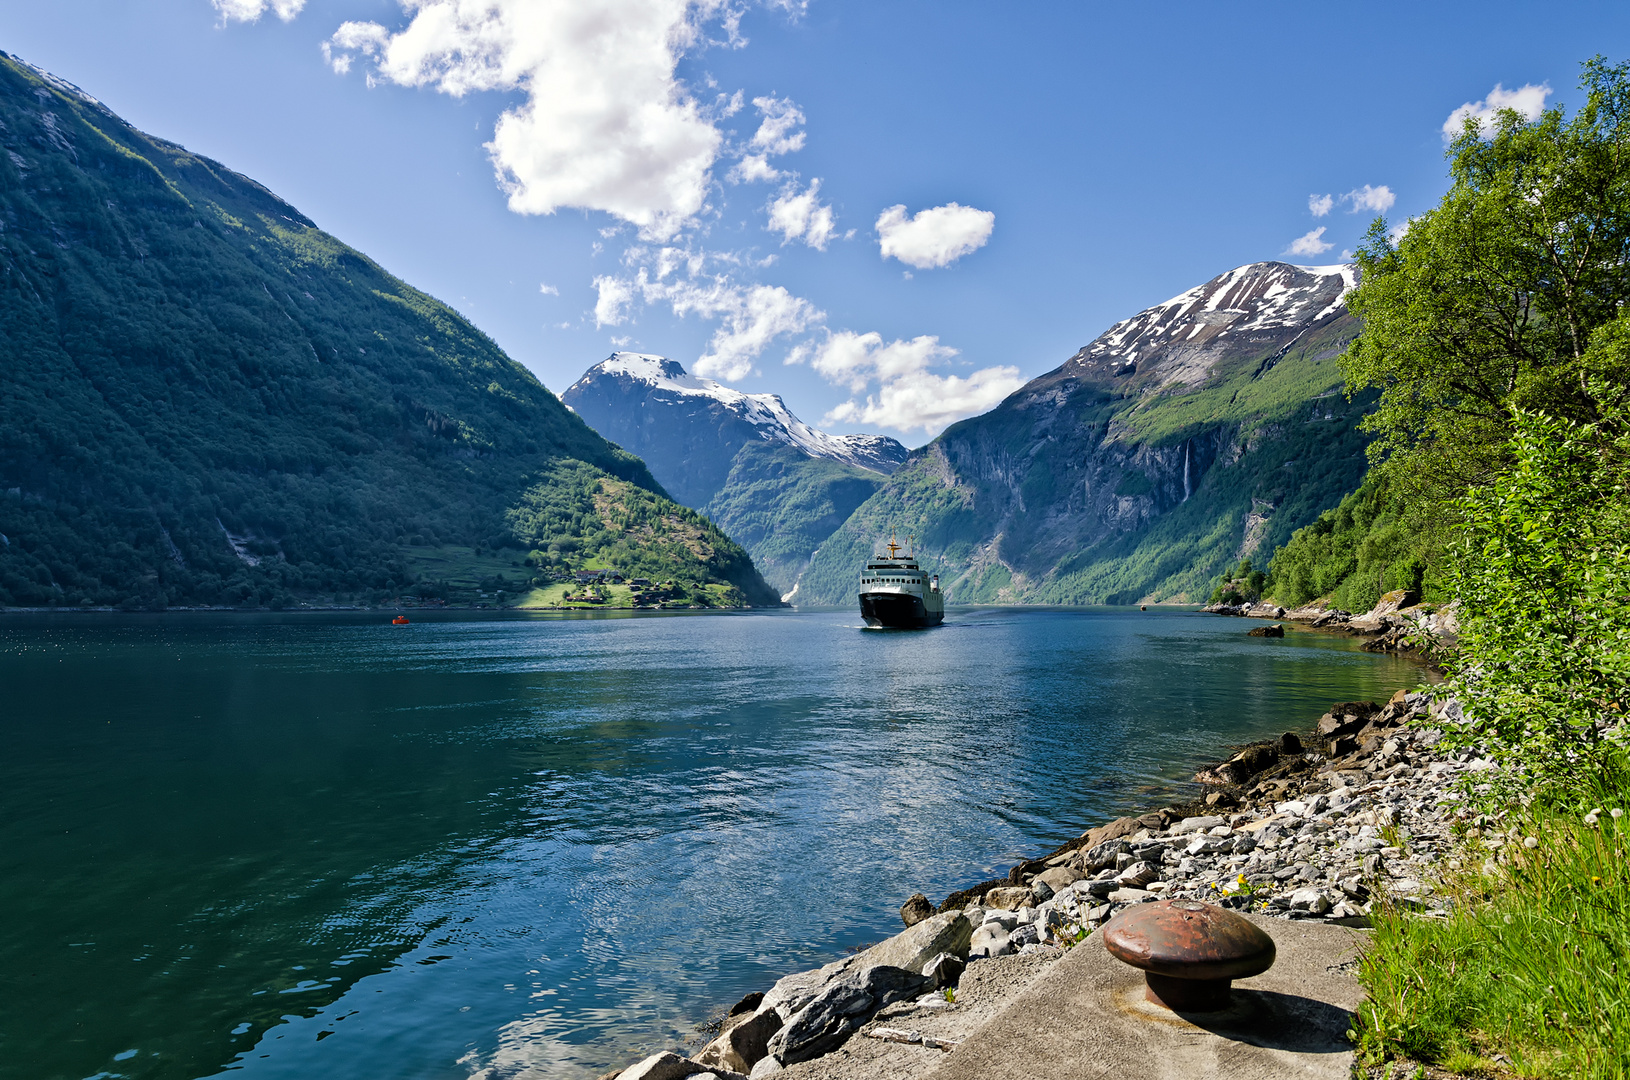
<box><xmin>568</xmin><ymin>353</ymin><xmax>909</xmax><ymax>477</ymax></box>
<box><xmin>563</xmin><ymin>353</ymin><xmax>910</xmax><ymax>595</ymax></box>
<box><xmin>795</xmin><ymin>261</ymin><xmax>1372</xmax><ymax>605</ymax></box>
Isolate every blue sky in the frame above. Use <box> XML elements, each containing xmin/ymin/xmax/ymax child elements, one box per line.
<box><xmin>4</xmin><ymin>1</ymin><xmax>1628</xmax><ymax>445</ymax></box>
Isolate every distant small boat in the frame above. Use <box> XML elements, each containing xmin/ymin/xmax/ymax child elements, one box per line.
<box><xmin>392</xmin><ymin>615</ymin><xmax>410</xmax><ymax>625</ymax></box>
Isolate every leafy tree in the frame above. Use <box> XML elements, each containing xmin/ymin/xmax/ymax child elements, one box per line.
<box><xmin>1437</xmin><ymin>401</ymin><xmax>1630</xmax><ymax>791</ymax></box>
<box><xmin>1343</xmin><ymin>57</ymin><xmax>1630</xmax><ymax>515</ymax></box>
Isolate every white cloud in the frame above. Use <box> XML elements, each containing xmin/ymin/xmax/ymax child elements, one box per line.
<box><xmin>1443</xmin><ymin>82</ymin><xmax>1551</xmax><ymax>141</ymax></box>
<box><xmin>1388</xmin><ymin>219</ymin><xmax>1412</xmax><ymax>244</ymax></box>
<box><xmin>876</xmin><ymin>202</ymin><xmax>995</xmax><ymax>269</ymax></box>
<box><xmin>749</xmin><ymin>95</ymin><xmax>806</xmax><ymax>156</ymax></box>
<box><xmin>669</xmin><ymin>281</ymin><xmax>824</xmax><ymax>380</ymax></box>
<box><xmin>1309</xmin><ymin>193</ymin><xmax>1333</xmax><ymax>217</ymax></box>
<box><xmin>324</xmin><ymin>1</ymin><xmax>734</xmax><ymax>241</ymax></box>
<box><xmin>1344</xmin><ymin>184</ymin><xmax>1395</xmax><ymax>215</ymax></box>
<box><xmin>596</xmin><ymin>262</ymin><xmax>826</xmax><ymax>380</ymax></box>
<box><xmin>592</xmin><ymin>275</ymin><xmax>634</xmax><ymax>327</ymax></box>
<box><xmin>767</xmin><ymin>179</ymin><xmax>836</xmax><ymax>249</ymax></box>
<box><xmin>1286</xmin><ymin>226</ymin><xmax>1333</xmax><ymax>256</ymax></box>
<box><xmin>811</xmin><ymin>331</ymin><xmax>1023</xmax><ymax>435</ymax></box>
<box><xmin>214</xmin><ymin>0</ymin><xmax>304</xmax><ymax>22</ymax></box>
<box><xmin>539</xmin><ymin>283</ymin><xmax>559</xmax><ymax>296</ymax></box>
<box><xmin>727</xmin><ymin>153</ymin><xmax>780</xmax><ymax>184</ymax></box>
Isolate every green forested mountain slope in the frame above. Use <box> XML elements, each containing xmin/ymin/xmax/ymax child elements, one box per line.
<box><xmin>798</xmin><ymin>263</ymin><xmax>1374</xmax><ymax>606</ymax></box>
<box><xmin>0</xmin><ymin>54</ymin><xmax>777</xmax><ymax>608</ymax></box>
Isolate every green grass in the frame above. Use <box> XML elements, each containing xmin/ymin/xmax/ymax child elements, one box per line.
<box><xmin>1354</xmin><ymin>766</ymin><xmax>1630</xmax><ymax>1077</ymax></box>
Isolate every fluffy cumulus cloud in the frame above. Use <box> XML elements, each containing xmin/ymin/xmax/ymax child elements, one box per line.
<box><xmin>1286</xmin><ymin>226</ymin><xmax>1333</xmax><ymax>256</ymax></box>
<box><xmin>808</xmin><ymin>331</ymin><xmax>1023</xmax><ymax>434</ymax></box>
<box><xmin>1344</xmin><ymin>184</ymin><xmax>1395</xmax><ymax>214</ymax></box>
<box><xmin>213</xmin><ymin>0</ymin><xmax>304</xmax><ymax>20</ymax></box>
<box><xmin>767</xmin><ymin>179</ymin><xmax>836</xmax><ymax>249</ymax></box>
<box><xmin>1443</xmin><ymin>82</ymin><xmax>1551</xmax><ymax>141</ymax></box>
<box><xmin>324</xmin><ymin>0</ymin><xmax>732</xmax><ymax>241</ymax></box>
<box><xmin>1308</xmin><ymin>193</ymin><xmax>1334</xmax><ymax>217</ymax></box>
<box><xmin>875</xmin><ymin>202</ymin><xmax>995</xmax><ymax>269</ymax></box>
<box><xmin>727</xmin><ymin>153</ymin><xmax>780</xmax><ymax>184</ymax></box>
<box><xmin>595</xmin><ymin>251</ymin><xmax>826</xmax><ymax>379</ymax></box>
<box><xmin>748</xmin><ymin>95</ymin><xmax>806</xmax><ymax>156</ymax></box>
<box><xmin>592</xmin><ymin>275</ymin><xmax>635</xmax><ymax>327</ymax></box>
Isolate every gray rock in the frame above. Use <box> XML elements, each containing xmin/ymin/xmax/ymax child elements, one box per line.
<box><xmin>1107</xmin><ymin>887</ymin><xmax>1155</xmax><ymax>904</ymax></box>
<box><xmin>1114</xmin><ymin>860</ymin><xmax>1160</xmax><ymax>887</ymax></box>
<box><xmin>749</xmin><ymin>1056</ymin><xmax>784</xmax><ymax>1078</ymax></box>
<box><xmin>982</xmin><ymin>887</ymin><xmax>1031</xmax><ymax>911</ymax></box>
<box><xmin>618</xmin><ymin>1052</ymin><xmax>707</xmax><ymax>1080</ymax></box>
<box><xmin>1288</xmin><ymin>888</ymin><xmax>1333</xmax><ymax>915</ymax></box>
<box><xmin>968</xmin><ymin>923</ymin><xmax>1012</xmax><ymax>960</ymax></box>
<box><xmin>854</xmin><ymin>911</ymin><xmax>974</xmax><ymax>974</ymax></box>
<box><xmin>1079</xmin><ymin>839</ymin><xmax>1132</xmax><ymax>871</ymax></box>
<box><xmin>696</xmin><ymin>1006</ymin><xmax>783</xmax><ymax>1074</ymax></box>
<box><xmin>899</xmin><ymin>893</ymin><xmax>934</xmax><ymax>927</ymax></box>
<box><xmin>1170</xmin><ymin>815</ymin><xmax>1226</xmax><ymax>835</ymax></box>
<box><xmin>766</xmin><ymin>965</ymin><xmax>932</xmax><ymax>1065</ymax></box>
<box><xmin>1082</xmin><ymin>877</ymin><xmax>1119</xmax><ymax>899</ymax></box>
<box><xmin>921</xmin><ymin>951</ymin><xmax>965</xmax><ymax>988</ymax></box>
<box><xmin>1028</xmin><ymin>879</ymin><xmax>1055</xmax><ymax>902</ymax></box>
<box><xmin>1034</xmin><ymin>865</ymin><xmax>1082</xmax><ymax>893</ymax></box>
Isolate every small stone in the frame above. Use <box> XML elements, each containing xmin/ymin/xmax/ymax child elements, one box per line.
<box><xmin>1107</xmin><ymin>887</ymin><xmax>1155</xmax><ymax>903</ymax></box>
<box><xmin>982</xmin><ymin>887</ymin><xmax>1030</xmax><ymax>911</ymax></box>
<box><xmin>899</xmin><ymin>893</ymin><xmax>934</xmax><ymax>927</ymax></box>
<box><xmin>1115</xmin><ymin>860</ymin><xmax>1160</xmax><ymax>888</ymax></box>
<box><xmin>1288</xmin><ymin>888</ymin><xmax>1332</xmax><ymax>915</ymax></box>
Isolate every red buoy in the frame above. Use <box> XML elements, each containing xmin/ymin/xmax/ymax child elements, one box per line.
<box><xmin>392</xmin><ymin>615</ymin><xmax>410</xmax><ymax>625</ymax></box>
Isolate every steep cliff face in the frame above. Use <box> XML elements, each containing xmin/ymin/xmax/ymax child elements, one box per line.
<box><xmin>797</xmin><ymin>262</ymin><xmax>1372</xmax><ymax>605</ymax></box>
<box><xmin>562</xmin><ymin>353</ymin><xmax>909</xmax><ymax>594</ymax></box>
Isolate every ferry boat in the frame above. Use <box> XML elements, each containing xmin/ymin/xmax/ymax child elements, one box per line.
<box><xmin>858</xmin><ymin>534</ymin><xmax>944</xmax><ymax>628</ymax></box>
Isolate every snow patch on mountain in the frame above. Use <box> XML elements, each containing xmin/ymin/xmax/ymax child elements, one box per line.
<box><xmin>1066</xmin><ymin>262</ymin><xmax>1357</xmax><ymax>388</ymax></box>
<box><xmin>569</xmin><ymin>353</ymin><xmax>907</xmax><ymax>473</ymax></box>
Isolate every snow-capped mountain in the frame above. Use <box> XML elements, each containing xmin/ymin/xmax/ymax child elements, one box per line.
<box><xmin>794</xmin><ymin>261</ymin><xmax>1372</xmax><ymax>606</ymax></box>
<box><xmin>566</xmin><ymin>354</ymin><xmax>908</xmax><ymax>480</ymax></box>
<box><xmin>561</xmin><ymin>354</ymin><xmax>910</xmax><ymax>595</ymax></box>
<box><xmin>1063</xmin><ymin>262</ymin><xmax>1357</xmax><ymax>389</ymax></box>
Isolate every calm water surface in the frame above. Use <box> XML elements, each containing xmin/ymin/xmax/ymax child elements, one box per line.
<box><xmin>0</xmin><ymin>607</ymin><xmax>1421</xmax><ymax>1080</ymax></box>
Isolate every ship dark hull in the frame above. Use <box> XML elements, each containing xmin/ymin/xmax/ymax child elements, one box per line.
<box><xmin>859</xmin><ymin>591</ymin><xmax>944</xmax><ymax>629</ymax></box>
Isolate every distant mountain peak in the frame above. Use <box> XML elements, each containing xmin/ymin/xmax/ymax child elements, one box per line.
<box><xmin>1065</xmin><ymin>261</ymin><xmax>1357</xmax><ymax>389</ymax></box>
<box><xmin>568</xmin><ymin>352</ymin><xmax>909</xmax><ymax>475</ymax></box>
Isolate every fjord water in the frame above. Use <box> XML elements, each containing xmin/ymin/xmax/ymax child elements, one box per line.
<box><xmin>0</xmin><ymin>609</ymin><xmax>1418</xmax><ymax>1080</ymax></box>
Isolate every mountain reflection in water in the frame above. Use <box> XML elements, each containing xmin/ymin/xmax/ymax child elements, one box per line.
<box><xmin>0</xmin><ymin>608</ymin><xmax>1417</xmax><ymax>1080</ymax></box>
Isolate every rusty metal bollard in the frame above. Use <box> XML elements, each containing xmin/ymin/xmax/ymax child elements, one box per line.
<box><xmin>1100</xmin><ymin>899</ymin><xmax>1276</xmax><ymax>1011</ymax></box>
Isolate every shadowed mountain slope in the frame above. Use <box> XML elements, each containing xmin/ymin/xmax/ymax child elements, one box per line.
<box><xmin>0</xmin><ymin>54</ymin><xmax>777</xmax><ymax>609</ymax></box>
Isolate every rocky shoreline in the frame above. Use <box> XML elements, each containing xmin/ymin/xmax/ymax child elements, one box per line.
<box><xmin>596</xmin><ymin>607</ymin><xmax>1479</xmax><ymax>1080</ymax></box>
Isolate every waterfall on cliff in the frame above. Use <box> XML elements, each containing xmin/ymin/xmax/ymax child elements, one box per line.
<box><xmin>1182</xmin><ymin>441</ymin><xmax>1192</xmax><ymax>502</ymax></box>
